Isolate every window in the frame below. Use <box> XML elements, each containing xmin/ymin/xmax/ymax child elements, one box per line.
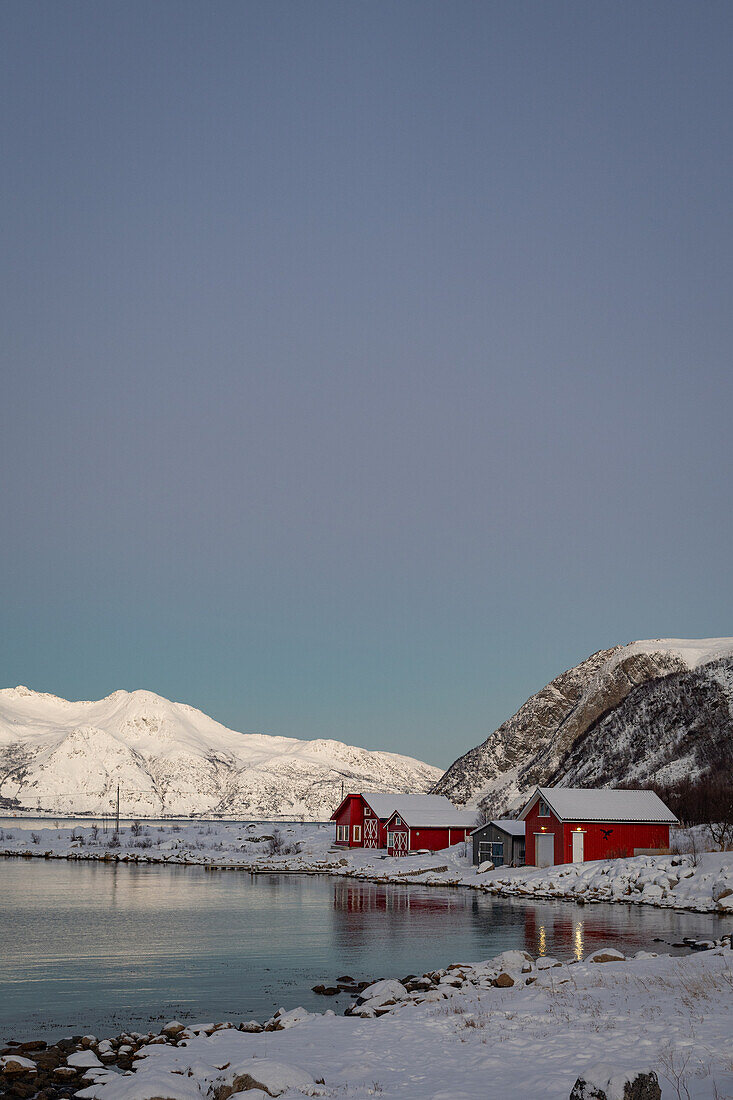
<box><xmin>538</xmin><ymin>799</ymin><xmax>550</xmax><ymax>817</ymax></box>
<box><xmin>336</xmin><ymin>825</ymin><xmax>348</xmax><ymax>842</ymax></box>
<box><xmin>386</xmin><ymin>831</ymin><xmax>394</xmax><ymax>847</ymax></box>
<box><xmin>364</xmin><ymin>806</ymin><xmax>371</xmax><ymax>816</ymax></box>
<box><xmin>352</xmin><ymin>825</ymin><xmax>361</xmax><ymax>842</ymax></box>
<box><xmin>517</xmin><ymin>841</ymin><xmax>526</xmax><ymax>866</ymax></box>
<box><xmin>394</xmin><ymin>816</ymin><xmax>402</xmax><ymax>826</ymax></box>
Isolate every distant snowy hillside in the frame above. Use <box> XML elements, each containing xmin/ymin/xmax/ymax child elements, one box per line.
<box><xmin>0</xmin><ymin>687</ymin><xmax>442</xmax><ymax>818</ymax></box>
<box><xmin>434</xmin><ymin>638</ymin><xmax>733</xmax><ymax>816</ymax></box>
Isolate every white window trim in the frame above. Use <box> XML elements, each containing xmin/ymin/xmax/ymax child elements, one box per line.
<box><xmin>538</xmin><ymin>800</ymin><xmax>550</xmax><ymax>817</ymax></box>
<box><xmin>336</xmin><ymin>825</ymin><xmax>348</xmax><ymax>842</ymax></box>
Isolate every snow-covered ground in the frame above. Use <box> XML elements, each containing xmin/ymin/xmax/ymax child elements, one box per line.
<box><xmin>31</xmin><ymin>944</ymin><xmax>733</xmax><ymax>1100</ymax></box>
<box><xmin>2</xmin><ymin>820</ymin><xmax>733</xmax><ymax>914</ymax></box>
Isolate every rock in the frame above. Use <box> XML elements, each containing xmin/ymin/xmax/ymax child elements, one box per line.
<box><xmin>569</xmin><ymin>1065</ymin><xmax>661</xmax><ymax>1100</ymax></box>
<box><xmin>67</xmin><ymin>1050</ymin><xmax>103</xmax><ymax>1068</ymax></box>
<box><xmin>228</xmin><ymin>1059</ymin><xmax>314</xmax><ymax>1097</ymax></box>
<box><xmin>0</xmin><ymin>1055</ymin><xmax>37</xmax><ymax>1076</ymax></box>
<box><xmin>477</xmin><ymin>861</ymin><xmax>495</xmax><ymax>873</ymax></box>
<box><xmin>492</xmin><ymin>972</ymin><xmax>515</xmax><ymax>988</ymax></box>
<box><xmin>586</xmin><ymin>949</ymin><xmax>625</xmax><ymax>964</ymax></box>
<box><xmin>162</xmin><ymin>1021</ymin><xmax>185</xmax><ymax>1037</ymax></box>
<box><xmin>336</xmin><ymin>974</ymin><xmax>354</xmax><ymax>982</ymax></box>
<box><xmin>17</xmin><ymin>1041</ymin><xmax>46</xmax><ymax>1052</ymax></box>
<box><xmin>356</xmin><ymin>978</ymin><xmax>407</xmax><ymax>1006</ymax></box>
<box><xmin>80</xmin><ymin>1035</ymin><xmax>97</xmax><ymax>1049</ymax></box>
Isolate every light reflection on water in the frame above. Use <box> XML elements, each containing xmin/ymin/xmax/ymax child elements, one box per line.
<box><xmin>0</xmin><ymin>860</ymin><xmax>724</xmax><ymax>1042</ymax></box>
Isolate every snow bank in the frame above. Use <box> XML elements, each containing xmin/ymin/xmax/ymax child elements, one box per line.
<box><xmin>71</xmin><ymin>945</ymin><xmax>733</xmax><ymax>1100</ymax></box>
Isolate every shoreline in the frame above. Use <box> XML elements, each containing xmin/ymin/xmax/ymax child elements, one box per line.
<box><xmin>3</xmin><ymin>937</ymin><xmax>732</xmax><ymax>1100</ymax></box>
<box><xmin>3</xmin><ymin>842</ymin><xmax>733</xmax><ymax>916</ymax></box>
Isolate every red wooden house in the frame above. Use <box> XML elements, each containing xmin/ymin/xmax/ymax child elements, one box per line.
<box><xmin>331</xmin><ymin>793</ymin><xmax>475</xmax><ymax>853</ymax></box>
<box><xmin>383</xmin><ymin>799</ymin><xmax>477</xmax><ymax>856</ymax></box>
<box><xmin>330</xmin><ymin>793</ymin><xmax>401</xmax><ymax>848</ymax></box>
<box><xmin>520</xmin><ymin>787</ymin><xmax>678</xmax><ymax>867</ymax></box>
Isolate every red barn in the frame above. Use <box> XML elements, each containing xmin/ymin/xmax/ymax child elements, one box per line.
<box><xmin>331</xmin><ymin>793</ymin><xmax>475</xmax><ymax>852</ymax></box>
<box><xmin>330</xmin><ymin>793</ymin><xmax>401</xmax><ymax>848</ymax></box>
<box><xmin>520</xmin><ymin>787</ymin><xmax>678</xmax><ymax>867</ymax></box>
<box><xmin>383</xmin><ymin>799</ymin><xmax>477</xmax><ymax>856</ymax></box>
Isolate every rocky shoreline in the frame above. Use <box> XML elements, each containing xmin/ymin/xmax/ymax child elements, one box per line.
<box><xmin>3</xmin><ymin>933</ymin><xmax>731</xmax><ymax>1099</ymax></box>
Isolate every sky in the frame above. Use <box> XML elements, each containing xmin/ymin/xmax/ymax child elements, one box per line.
<box><xmin>2</xmin><ymin>2</ymin><xmax>733</xmax><ymax>769</ymax></box>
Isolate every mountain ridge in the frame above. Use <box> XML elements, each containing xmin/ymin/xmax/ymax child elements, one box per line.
<box><xmin>433</xmin><ymin>637</ymin><xmax>733</xmax><ymax>816</ymax></box>
<box><xmin>0</xmin><ymin>686</ymin><xmax>442</xmax><ymax>819</ymax></box>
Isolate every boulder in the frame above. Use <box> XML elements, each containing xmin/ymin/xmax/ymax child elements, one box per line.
<box><xmin>586</xmin><ymin>949</ymin><xmax>625</xmax><ymax>964</ymax></box>
<box><xmin>477</xmin><ymin>861</ymin><xmax>495</xmax><ymax>873</ymax></box>
<box><xmin>228</xmin><ymin>1059</ymin><xmax>314</xmax><ymax>1098</ymax></box>
<box><xmin>67</xmin><ymin>1050</ymin><xmax>103</xmax><ymax>1068</ymax></box>
<box><xmin>492</xmin><ymin>972</ymin><xmax>515</xmax><ymax>988</ymax></box>
<box><xmin>0</xmin><ymin>1055</ymin><xmax>37</xmax><ymax>1076</ymax></box>
<box><xmin>569</xmin><ymin>1065</ymin><xmax>661</xmax><ymax>1100</ymax></box>
<box><xmin>356</xmin><ymin>978</ymin><xmax>407</xmax><ymax>1006</ymax></box>
<box><xmin>162</xmin><ymin>1021</ymin><xmax>185</xmax><ymax>1037</ymax></box>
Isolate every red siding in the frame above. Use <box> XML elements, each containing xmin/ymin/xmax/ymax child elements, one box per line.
<box><xmin>386</xmin><ymin>820</ymin><xmax>472</xmax><ymax>856</ymax></box>
<box><xmin>332</xmin><ymin>795</ymin><xmax>388</xmax><ymax>848</ymax></box>
<box><xmin>523</xmin><ymin>800</ymin><xmax>670</xmax><ymax>866</ymax></box>
<box><xmin>560</xmin><ymin>821</ymin><xmax>670</xmax><ymax>862</ymax></box>
<box><xmin>524</xmin><ymin>803</ymin><xmax>564</xmax><ymax>865</ymax></box>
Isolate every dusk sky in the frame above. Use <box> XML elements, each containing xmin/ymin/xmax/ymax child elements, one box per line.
<box><xmin>2</xmin><ymin>2</ymin><xmax>732</xmax><ymax>768</ymax></box>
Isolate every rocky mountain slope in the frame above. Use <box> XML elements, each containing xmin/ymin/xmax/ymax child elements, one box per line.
<box><xmin>0</xmin><ymin>687</ymin><xmax>442</xmax><ymax>819</ymax></box>
<box><xmin>434</xmin><ymin>638</ymin><xmax>733</xmax><ymax>816</ymax></box>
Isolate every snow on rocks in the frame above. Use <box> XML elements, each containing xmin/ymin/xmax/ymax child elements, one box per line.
<box><xmin>58</xmin><ymin>942</ymin><xmax>733</xmax><ymax>1100</ymax></box>
<box><xmin>67</xmin><ymin>1049</ymin><xmax>104</xmax><ymax>1067</ymax></box>
<box><xmin>569</xmin><ymin>1065</ymin><xmax>661</xmax><ymax>1100</ymax></box>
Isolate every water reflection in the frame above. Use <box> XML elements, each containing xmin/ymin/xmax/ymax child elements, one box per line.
<box><xmin>0</xmin><ymin>860</ymin><xmax>723</xmax><ymax>1043</ymax></box>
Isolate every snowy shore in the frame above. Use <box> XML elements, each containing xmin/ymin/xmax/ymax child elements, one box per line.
<box><xmin>2</xmin><ymin>820</ymin><xmax>733</xmax><ymax>915</ymax></box>
<box><xmin>3</xmin><ymin>942</ymin><xmax>733</xmax><ymax>1099</ymax></box>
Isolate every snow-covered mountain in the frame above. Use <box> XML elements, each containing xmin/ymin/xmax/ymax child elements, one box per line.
<box><xmin>0</xmin><ymin>687</ymin><xmax>442</xmax><ymax>819</ymax></box>
<box><xmin>434</xmin><ymin>638</ymin><xmax>733</xmax><ymax>816</ymax></box>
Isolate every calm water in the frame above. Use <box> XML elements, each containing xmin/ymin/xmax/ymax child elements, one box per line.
<box><xmin>0</xmin><ymin>859</ymin><xmax>726</xmax><ymax>1043</ymax></box>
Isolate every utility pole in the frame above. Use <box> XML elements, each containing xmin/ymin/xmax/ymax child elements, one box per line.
<box><xmin>116</xmin><ymin>784</ymin><xmax>120</xmax><ymax>834</ymax></box>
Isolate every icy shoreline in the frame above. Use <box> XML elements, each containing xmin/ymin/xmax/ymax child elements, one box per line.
<box><xmin>2</xmin><ymin>820</ymin><xmax>733</xmax><ymax>915</ymax></box>
<box><xmin>3</xmin><ymin>941</ymin><xmax>733</xmax><ymax>1099</ymax></box>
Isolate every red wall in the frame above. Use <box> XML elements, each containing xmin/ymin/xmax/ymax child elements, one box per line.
<box><xmin>332</xmin><ymin>795</ymin><xmax>364</xmax><ymax>846</ymax></box>
<box><xmin>386</xmin><ymin>822</ymin><xmax>472</xmax><ymax>855</ymax></box>
<box><xmin>523</xmin><ymin>801</ymin><xmax>670</xmax><ymax>866</ymax></box>
<box><xmin>560</xmin><ymin>821</ymin><xmax>670</xmax><ymax>862</ymax></box>
<box><xmin>333</xmin><ymin>796</ymin><xmax>387</xmax><ymax>847</ymax></box>
<box><xmin>524</xmin><ymin>803</ymin><xmax>564</xmax><ymax>865</ymax></box>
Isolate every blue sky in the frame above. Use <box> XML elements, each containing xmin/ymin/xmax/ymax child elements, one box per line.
<box><xmin>2</xmin><ymin>2</ymin><xmax>732</xmax><ymax>768</ymax></box>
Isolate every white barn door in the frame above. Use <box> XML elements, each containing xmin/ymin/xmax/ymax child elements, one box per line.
<box><xmin>572</xmin><ymin>831</ymin><xmax>584</xmax><ymax>863</ymax></box>
<box><xmin>393</xmin><ymin>831</ymin><xmax>408</xmax><ymax>856</ymax></box>
<box><xmin>364</xmin><ymin>817</ymin><xmax>379</xmax><ymax>848</ymax></box>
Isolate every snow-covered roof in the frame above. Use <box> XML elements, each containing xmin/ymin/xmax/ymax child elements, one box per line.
<box><xmin>384</xmin><ymin>796</ymin><xmax>478</xmax><ymax>828</ymax></box>
<box><xmin>469</xmin><ymin>818</ymin><xmax>525</xmax><ymax>837</ymax></box>
<box><xmin>359</xmin><ymin>792</ymin><xmax>462</xmax><ymax>821</ymax></box>
<box><xmin>521</xmin><ymin>787</ymin><xmax>678</xmax><ymax>824</ymax></box>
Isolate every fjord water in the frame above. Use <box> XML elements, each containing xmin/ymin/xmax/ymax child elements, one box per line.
<box><xmin>0</xmin><ymin>860</ymin><xmax>724</xmax><ymax>1043</ymax></box>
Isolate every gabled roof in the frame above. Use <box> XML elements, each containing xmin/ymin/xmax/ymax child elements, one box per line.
<box><xmin>385</xmin><ymin>796</ymin><xmax>477</xmax><ymax>828</ymax></box>
<box><xmin>330</xmin><ymin>791</ymin><xmax>459</xmax><ymax>822</ymax></box>
<box><xmin>520</xmin><ymin>787</ymin><xmax>678</xmax><ymax>824</ymax></box>
<box><xmin>470</xmin><ymin>818</ymin><xmax>525</xmax><ymax>837</ymax></box>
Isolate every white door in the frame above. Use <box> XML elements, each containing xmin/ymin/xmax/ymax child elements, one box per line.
<box><xmin>535</xmin><ymin>833</ymin><xmax>554</xmax><ymax>868</ymax></box>
<box><xmin>572</xmin><ymin>831</ymin><xmax>584</xmax><ymax>863</ymax></box>
<box><xmin>393</xmin><ymin>831</ymin><xmax>408</xmax><ymax>856</ymax></box>
<box><xmin>364</xmin><ymin>817</ymin><xmax>379</xmax><ymax>848</ymax></box>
